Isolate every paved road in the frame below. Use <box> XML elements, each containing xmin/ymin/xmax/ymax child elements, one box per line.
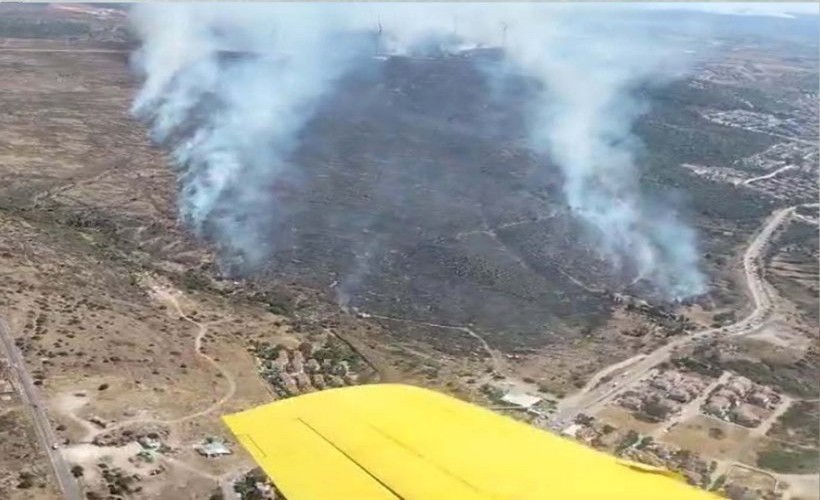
<box><xmin>0</xmin><ymin>48</ymin><xmax>128</xmax><ymax>53</ymax></box>
<box><xmin>0</xmin><ymin>318</ymin><xmax>82</xmax><ymax>500</ymax></box>
<box><xmin>551</xmin><ymin>205</ymin><xmax>801</xmax><ymax>429</ymax></box>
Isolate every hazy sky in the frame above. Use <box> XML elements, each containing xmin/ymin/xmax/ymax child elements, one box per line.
<box><xmin>646</xmin><ymin>2</ymin><xmax>819</xmax><ymax>18</ymax></box>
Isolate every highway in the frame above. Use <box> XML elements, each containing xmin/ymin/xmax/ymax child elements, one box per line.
<box><xmin>551</xmin><ymin>204</ymin><xmax>803</xmax><ymax>429</ymax></box>
<box><xmin>0</xmin><ymin>318</ymin><xmax>82</xmax><ymax>500</ymax></box>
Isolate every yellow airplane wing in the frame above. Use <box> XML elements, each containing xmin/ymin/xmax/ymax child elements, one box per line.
<box><xmin>223</xmin><ymin>384</ymin><xmax>718</xmax><ymax>499</ymax></box>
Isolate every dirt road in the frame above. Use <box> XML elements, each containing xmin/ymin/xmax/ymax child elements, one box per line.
<box><xmin>551</xmin><ymin>204</ymin><xmax>802</xmax><ymax>428</ymax></box>
<box><xmin>68</xmin><ymin>284</ymin><xmax>238</xmax><ymax>440</ymax></box>
<box><xmin>0</xmin><ymin>318</ymin><xmax>82</xmax><ymax>500</ymax></box>
<box><xmin>366</xmin><ymin>313</ymin><xmax>506</xmax><ymax>375</ymax></box>
<box><xmin>137</xmin><ymin>285</ymin><xmax>237</xmax><ymax>425</ymax></box>
<box><xmin>53</xmin><ymin>284</ymin><xmax>244</xmax><ymax>496</ymax></box>
<box><xmin>742</xmin><ymin>165</ymin><xmax>796</xmax><ymax>185</ymax></box>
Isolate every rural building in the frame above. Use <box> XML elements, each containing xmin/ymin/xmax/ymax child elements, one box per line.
<box><xmin>0</xmin><ymin>379</ymin><xmax>13</xmax><ymax>394</ymax></box>
<box><xmin>304</xmin><ymin>359</ymin><xmax>321</xmax><ymax>374</ymax></box>
<box><xmin>712</xmin><ymin>388</ymin><xmax>740</xmax><ymax>403</ymax></box>
<box><xmin>138</xmin><ymin>436</ymin><xmax>162</xmax><ymax>451</ymax></box>
<box><xmin>747</xmin><ymin>389</ymin><xmax>779</xmax><ymax>409</ymax></box>
<box><xmin>295</xmin><ymin>373</ymin><xmax>312</xmax><ymax>391</ymax></box>
<box><xmin>703</xmin><ymin>395</ymin><xmax>732</xmax><ymax>417</ymax></box>
<box><xmin>196</xmin><ymin>440</ymin><xmax>232</xmax><ymax>458</ymax></box>
<box><xmin>311</xmin><ymin>374</ymin><xmax>326</xmax><ymax>389</ymax></box>
<box><xmin>332</xmin><ymin>361</ymin><xmax>349</xmax><ymax>377</ymax></box>
<box><xmin>668</xmin><ymin>387</ymin><xmax>692</xmax><ymax>403</ymax></box>
<box><xmin>562</xmin><ymin>423</ymin><xmax>582</xmax><ymax>438</ymax></box>
<box><xmin>501</xmin><ymin>392</ymin><xmax>542</xmax><ymax>410</ymax></box>
<box><xmin>288</xmin><ymin>350</ymin><xmax>304</xmax><ymax>374</ymax></box>
<box><xmin>725</xmin><ymin>377</ymin><xmax>753</xmax><ymax>397</ymax></box>
<box><xmin>731</xmin><ymin>405</ymin><xmax>762</xmax><ymax>427</ymax></box>
<box><xmin>278</xmin><ymin>372</ymin><xmax>299</xmax><ymax>395</ymax></box>
<box><xmin>620</xmin><ymin>395</ymin><xmax>643</xmax><ymax>411</ymax></box>
<box><xmin>273</xmin><ymin>350</ymin><xmax>289</xmax><ymax>370</ymax></box>
<box><xmin>649</xmin><ymin>373</ymin><xmax>679</xmax><ymax>392</ymax></box>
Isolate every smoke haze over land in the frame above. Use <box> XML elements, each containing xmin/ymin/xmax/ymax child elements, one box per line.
<box><xmin>130</xmin><ymin>3</ymin><xmax>706</xmax><ymax>299</ymax></box>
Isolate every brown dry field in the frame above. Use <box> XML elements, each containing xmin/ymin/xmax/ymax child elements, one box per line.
<box><xmin>662</xmin><ymin>415</ymin><xmax>754</xmax><ymax>460</ymax></box>
<box><xmin>0</xmin><ymin>37</ymin><xmax>375</xmax><ymax>498</ymax></box>
<box><xmin>0</xmin><ymin>36</ymin><xmax>534</xmax><ymax>498</ymax></box>
<box><xmin>596</xmin><ymin>405</ymin><xmax>663</xmax><ymax>436</ymax></box>
<box><xmin>0</xmin><ymin>36</ymin><xmax>384</xmax><ymax>497</ymax></box>
<box><xmin>0</xmin><ymin>402</ymin><xmax>60</xmax><ymax>499</ymax></box>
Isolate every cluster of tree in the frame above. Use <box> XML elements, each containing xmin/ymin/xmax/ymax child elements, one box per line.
<box><xmin>232</xmin><ymin>467</ymin><xmax>285</xmax><ymax>500</ymax></box>
<box><xmin>0</xmin><ymin>18</ymin><xmax>90</xmax><ymax>39</ymax></box>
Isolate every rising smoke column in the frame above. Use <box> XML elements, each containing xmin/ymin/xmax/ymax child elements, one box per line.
<box><xmin>130</xmin><ymin>4</ymin><xmax>368</xmax><ymax>270</ymax></box>
<box><xmin>500</xmin><ymin>10</ymin><xmax>706</xmax><ymax>298</ymax></box>
<box><xmin>372</xmin><ymin>4</ymin><xmax>706</xmax><ymax>298</ymax></box>
<box><xmin>130</xmin><ymin>3</ymin><xmax>705</xmax><ymax>298</ymax></box>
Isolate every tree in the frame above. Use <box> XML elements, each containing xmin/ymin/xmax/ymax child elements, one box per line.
<box><xmin>640</xmin><ymin>399</ymin><xmax>671</xmax><ymax>423</ymax></box>
<box><xmin>17</xmin><ymin>472</ymin><xmax>35</xmax><ymax>489</ymax></box>
<box><xmin>71</xmin><ymin>465</ymin><xmax>84</xmax><ymax>478</ymax></box>
<box><xmin>636</xmin><ymin>436</ymin><xmax>654</xmax><ymax>450</ymax></box>
<box><xmin>574</xmin><ymin>413</ymin><xmax>594</xmax><ymax>426</ymax></box>
<box><xmin>616</xmin><ymin>430</ymin><xmax>640</xmax><ymax>452</ymax></box>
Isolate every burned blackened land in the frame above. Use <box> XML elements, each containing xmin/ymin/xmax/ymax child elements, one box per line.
<box><xmin>159</xmin><ymin>33</ymin><xmax>813</xmax><ymax>352</ymax></box>
<box><xmin>257</xmin><ymin>54</ymin><xmax>626</xmax><ymax>348</ymax></box>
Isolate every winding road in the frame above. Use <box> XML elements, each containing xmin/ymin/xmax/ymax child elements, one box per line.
<box><xmin>90</xmin><ymin>284</ymin><xmax>238</xmax><ymax>435</ymax></box>
<box><xmin>0</xmin><ymin>283</ymin><xmax>242</xmax><ymax>498</ymax></box>
<box><xmin>55</xmin><ymin>284</ymin><xmax>242</xmax><ymax>497</ymax></box>
<box><xmin>3</xmin><ymin>202</ymin><xmax>809</xmax><ymax>499</ymax></box>
<box><xmin>742</xmin><ymin>165</ymin><xmax>796</xmax><ymax>185</ymax></box>
<box><xmin>551</xmin><ymin>204</ymin><xmax>806</xmax><ymax>428</ymax></box>
<box><xmin>155</xmin><ymin>286</ymin><xmax>237</xmax><ymax>424</ymax></box>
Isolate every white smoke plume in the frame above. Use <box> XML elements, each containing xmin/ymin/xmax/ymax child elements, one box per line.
<box><xmin>131</xmin><ymin>4</ymin><xmax>370</xmax><ymax>268</ymax></box>
<box><xmin>130</xmin><ymin>3</ymin><xmax>705</xmax><ymax>298</ymax></box>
